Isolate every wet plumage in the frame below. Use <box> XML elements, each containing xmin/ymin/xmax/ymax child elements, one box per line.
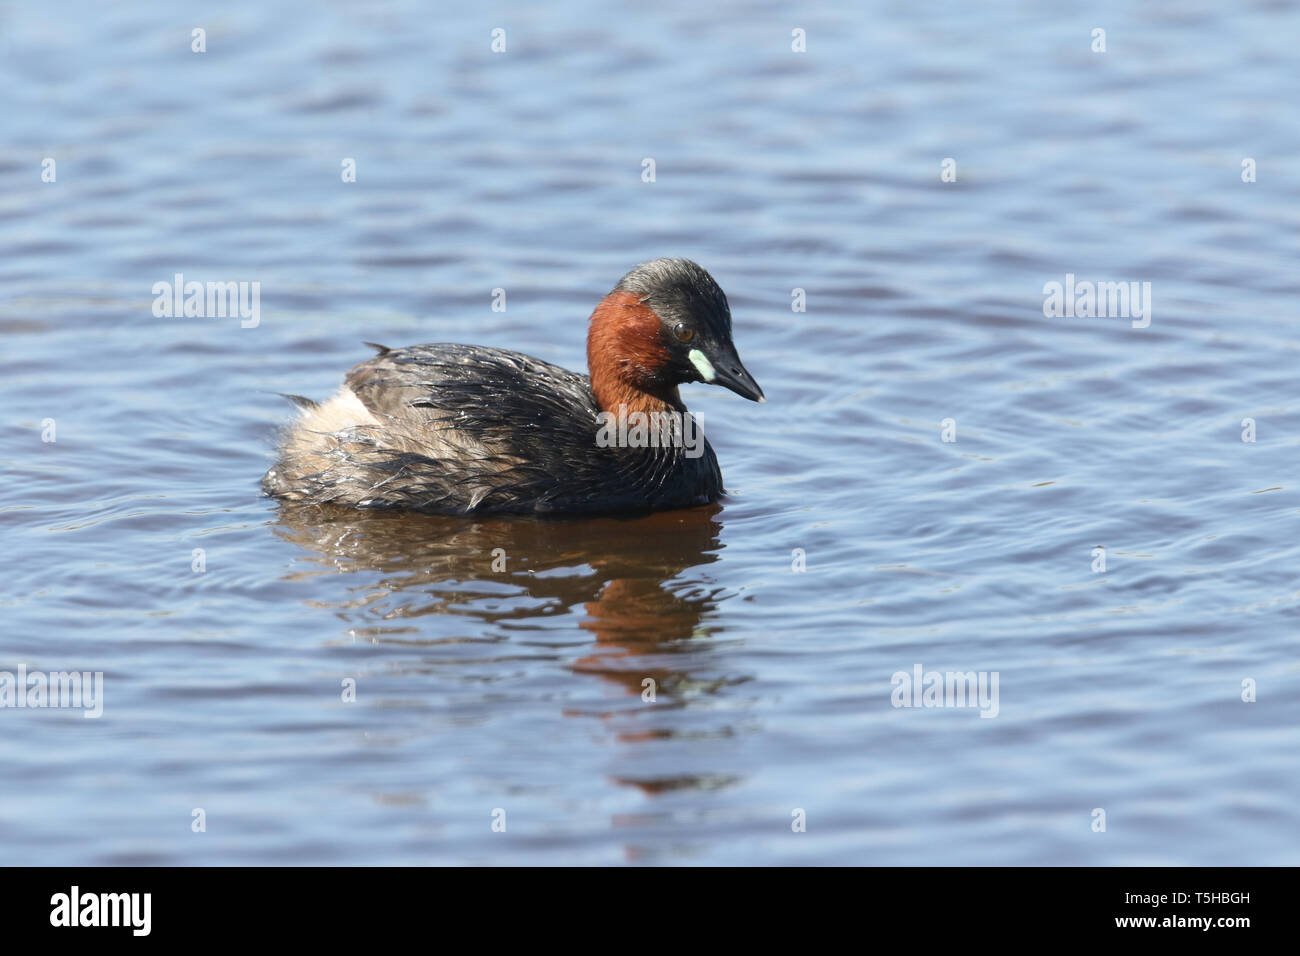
<box><xmin>262</xmin><ymin>259</ymin><xmax>763</xmax><ymax>516</ymax></box>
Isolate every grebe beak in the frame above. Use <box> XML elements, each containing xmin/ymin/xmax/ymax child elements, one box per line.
<box><xmin>705</xmin><ymin>344</ymin><xmax>765</xmax><ymax>403</ymax></box>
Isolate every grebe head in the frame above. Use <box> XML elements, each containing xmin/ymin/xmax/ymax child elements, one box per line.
<box><xmin>587</xmin><ymin>258</ymin><xmax>765</xmax><ymax>411</ymax></box>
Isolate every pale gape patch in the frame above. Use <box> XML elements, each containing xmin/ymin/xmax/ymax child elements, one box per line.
<box><xmin>687</xmin><ymin>348</ymin><xmax>716</xmax><ymax>382</ymax></box>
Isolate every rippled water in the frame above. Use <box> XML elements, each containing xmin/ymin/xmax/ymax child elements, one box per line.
<box><xmin>2</xmin><ymin>0</ymin><xmax>1298</xmax><ymax>865</ymax></box>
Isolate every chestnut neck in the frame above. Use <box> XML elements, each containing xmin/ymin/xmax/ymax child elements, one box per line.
<box><xmin>587</xmin><ymin>291</ymin><xmax>684</xmax><ymax>415</ymax></box>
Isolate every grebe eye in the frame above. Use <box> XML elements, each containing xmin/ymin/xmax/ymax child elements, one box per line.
<box><xmin>673</xmin><ymin>323</ymin><xmax>694</xmax><ymax>342</ymax></box>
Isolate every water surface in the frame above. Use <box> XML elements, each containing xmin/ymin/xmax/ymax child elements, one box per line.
<box><xmin>1</xmin><ymin>0</ymin><xmax>1298</xmax><ymax>865</ymax></box>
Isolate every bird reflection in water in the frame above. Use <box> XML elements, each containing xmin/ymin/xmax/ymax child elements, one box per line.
<box><xmin>271</xmin><ymin>500</ymin><xmax>729</xmax><ymax>688</ymax></box>
<box><xmin>272</xmin><ymin>502</ymin><xmax>747</xmax><ymax>802</ymax></box>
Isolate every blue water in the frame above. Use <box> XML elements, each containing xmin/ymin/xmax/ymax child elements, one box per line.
<box><xmin>1</xmin><ymin>0</ymin><xmax>1297</xmax><ymax>864</ymax></box>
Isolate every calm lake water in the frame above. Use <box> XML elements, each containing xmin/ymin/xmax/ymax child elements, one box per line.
<box><xmin>2</xmin><ymin>0</ymin><xmax>1298</xmax><ymax>865</ymax></box>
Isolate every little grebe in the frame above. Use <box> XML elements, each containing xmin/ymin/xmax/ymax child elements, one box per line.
<box><xmin>262</xmin><ymin>258</ymin><xmax>764</xmax><ymax>515</ymax></box>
